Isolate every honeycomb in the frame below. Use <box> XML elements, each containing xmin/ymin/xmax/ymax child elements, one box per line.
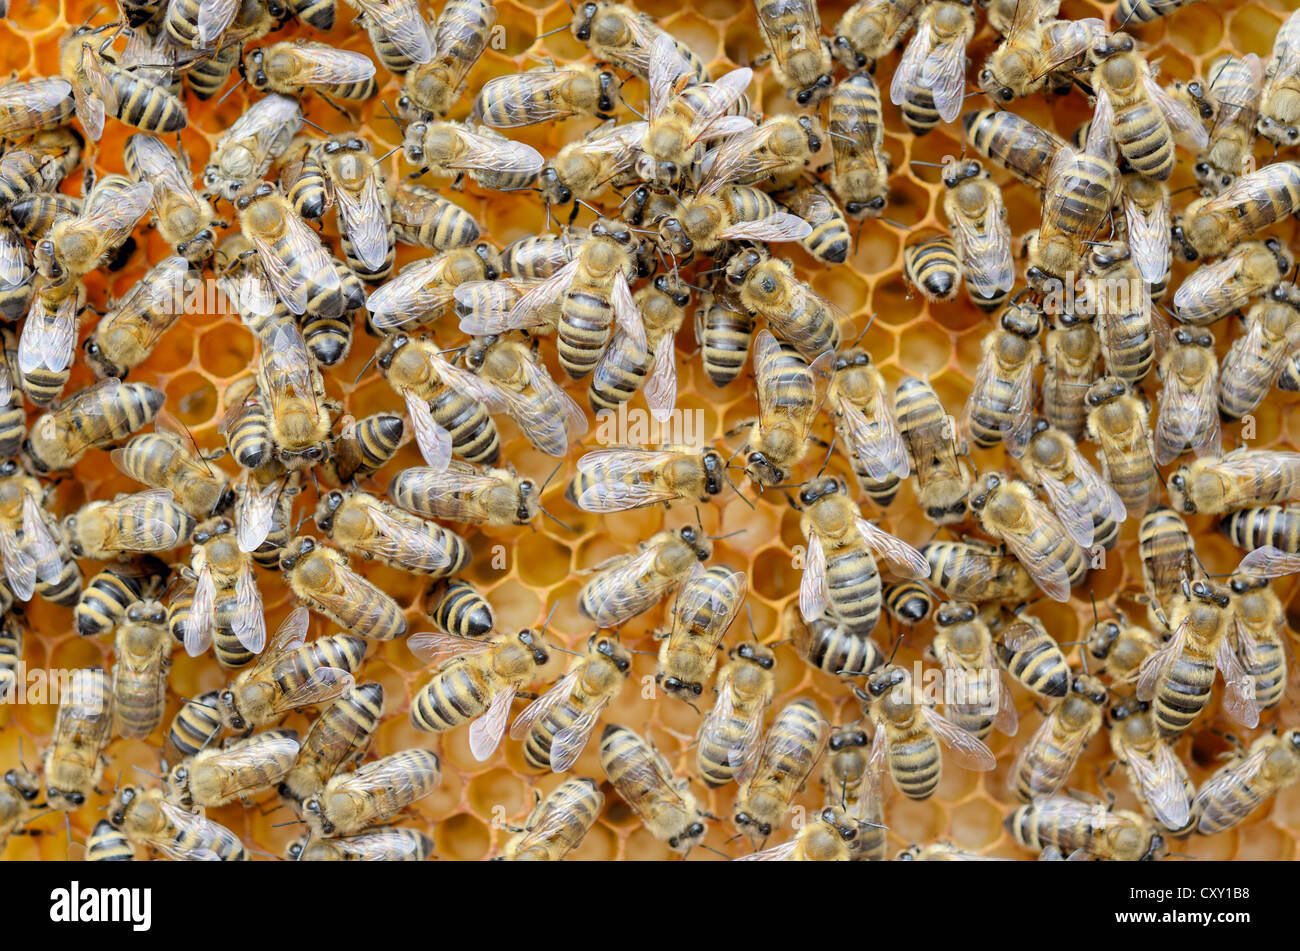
<box><xmin>3</xmin><ymin>0</ymin><xmax>1300</xmax><ymax>862</ymax></box>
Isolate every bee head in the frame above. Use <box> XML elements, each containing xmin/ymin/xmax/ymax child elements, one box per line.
<box><xmin>1185</xmin><ymin>579</ymin><xmax>1230</xmax><ymax>607</ymax></box>
<box><xmin>1167</xmin><ymin>469</ymin><xmax>1193</xmax><ymax>512</ymax></box>
<box><xmin>376</xmin><ymin>334</ymin><xmax>409</xmax><ymax>371</ymax></box>
<box><xmin>941</xmin><ymin>159</ymin><xmax>981</xmax><ymax>189</ymax></box>
<box><xmin>724</xmin><ymin>249</ymin><xmax>762</xmax><ymax>286</ymax></box>
<box><xmin>3</xmin><ymin>768</ymin><xmax>39</xmax><ymax>801</ymax></box>
<box><xmin>316</xmin><ymin>491</ymin><xmax>345</xmax><ymax>531</ymax></box>
<box><xmin>1286</xmin><ymin>730</ymin><xmax>1300</xmax><ymax>753</ymax></box>
<box><xmin>537</xmin><ymin>166</ymin><xmax>572</xmax><ymax>206</ymax></box>
<box><xmin>516</xmin><ymin>479</ymin><xmax>537</xmax><ymax>523</ymax></box>
<box><xmin>935</xmin><ymin>601</ymin><xmax>976</xmax><ymax>627</ymax></box>
<box><xmin>1088</xmin><ymin>620</ymin><xmax>1121</xmax><ymax>659</ymax></box>
<box><xmin>866</xmin><ymin>664</ymin><xmax>906</xmax><ymax>698</ymax></box>
<box><xmin>596</xmin><ymin>70</ymin><xmax>616</xmax><ymax>114</ymax></box>
<box><xmin>473</xmin><ymin>242</ymin><xmax>499</xmax><ymax>280</ymax></box>
<box><xmin>659</xmin><ymin>217</ymin><xmax>692</xmax><ymax>257</ymax></box>
<box><xmin>279</xmin><ymin>536</ymin><xmax>315</xmax><ymax>571</ymax></box>
<box><xmin>1085</xmin><ymin>377</ymin><xmax>1127</xmax><ymax>407</ymax></box>
<box><xmin>731</xmin><ymin>811</ymin><xmax>769</xmax><ymax>837</ymax></box>
<box><xmin>573</xmin><ymin>3</ymin><xmax>598</xmax><ymax>40</ymax></box>
<box><xmin>517</xmin><ymin>628</ymin><xmax>550</xmax><ymax>666</ymax></box>
<box><xmin>1071</xmin><ymin>675</ymin><xmax>1108</xmax><ymax>707</ymax></box>
<box><xmin>732</xmin><ymin>641</ymin><xmax>775</xmax><ymax>669</ymax></box>
<box><xmin>109</xmin><ymin>786</ymin><xmax>137</xmax><ymax>827</ymax></box>
<box><xmin>678</xmin><ymin>524</ymin><xmax>710</xmax><ymax>560</ymax></box>
<box><xmin>126</xmin><ymin>600</ymin><xmax>166</xmax><ymax>625</ymax></box>
<box><xmin>593</xmin><ymin>636</ymin><xmax>631</xmax><ymax>672</ymax></box>
<box><xmin>795</xmin><ymin>73</ymin><xmax>833</xmax><ymax>106</ymax></box>
<box><xmin>828</xmin><ymin>728</ymin><xmax>868</xmax><ymax>751</ymax></box>
<box><xmin>797</xmin><ymin>115</ymin><xmax>822</xmax><ymax>152</ymax></box>
<box><xmin>968</xmin><ymin>472</ymin><xmax>1002</xmax><ymax>511</ymax></box>
<box><xmin>845</xmin><ymin>195</ymin><xmax>886</xmax><ymax>216</ymax></box>
<box><xmin>658</xmin><ymin>673</ymin><xmax>703</xmax><ymax>698</ymax></box>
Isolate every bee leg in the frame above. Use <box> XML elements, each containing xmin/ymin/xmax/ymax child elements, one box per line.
<box><xmin>314</xmin><ymin>91</ymin><xmax>356</xmax><ymax>121</ymax></box>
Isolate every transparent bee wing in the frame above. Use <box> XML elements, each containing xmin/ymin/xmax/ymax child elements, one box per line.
<box><xmin>686</xmin><ymin>69</ymin><xmax>754</xmax><ymax>145</ymax></box>
<box><xmin>224</xmin><ymin>93</ymin><xmax>303</xmax><ymax>159</ymax></box>
<box><xmin>408</xmin><ymin>629</ymin><xmax>495</xmax><ymax>664</ymax></box>
<box><xmin>1136</xmin><ymin>615</ymin><xmax>1189</xmax><ymax>702</ymax></box>
<box><xmin>250</xmin><ymin>207</ymin><xmax>338</xmax><ymax>317</ymax></box>
<box><xmin>1155</xmin><ymin>356</ymin><xmax>1220</xmax><ymax>465</ymax></box>
<box><xmin>799</xmin><ymin>531</ymin><xmax>829</xmax><ymax>621</ymax></box>
<box><xmin>950</xmin><ymin>200</ymin><xmax>1015</xmax><ymax>297</ymax></box>
<box><xmin>550</xmin><ymin>700</ymin><xmax>610</xmax><ymax>773</ymax></box>
<box><xmin>499</xmin><ymin>352</ymin><xmax>588</xmax><ymax>456</ymax></box>
<box><xmin>1203</xmin><ymin>449</ymin><xmax>1300</xmax><ymax>485</ymax></box>
<box><xmin>1010</xmin><ymin>709</ymin><xmax>1082</xmax><ymax>797</ymax></box>
<box><xmin>18</xmin><ymin>293</ymin><xmax>76</xmax><ymax>374</ymax></box>
<box><xmin>224</xmin><ymin>266</ymin><xmax>280</xmax><ymax>323</ymax></box>
<box><xmin>921</xmin><ymin>32</ymin><xmax>969</xmax><ymax>124</ymax></box>
<box><xmin>125</xmin><ymin>135</ymin><xmax>196</xmax><ymax>210</ymax></box>
<box><xmin>454</xmin><ymin>280</ymin><xmax>543</xmax><ymax>334</ymax></box>
<box><xmin>1083</xmin><ymin>86</ymin><xmax>1117</xmax><ymax>164</ymax></box>
<box><xmin>477</xmin><ymin>69</ymin><xmax>592</xmax><ymax>127</ymax></box>
<box><xmin>734</xmin><ymin>838</ymin><xmax>801</xmax><ymax>861</ymax></box>
<box><xmin>585</xmin><ymin>545</ymin><xmax>674</xmax><ymax>627</ymax></box>
<box><xmin>447</xmin><ymin>127</ymin><xmax>545</xmax><ymax>176</ymax></box>
<box><xmin>1001</xmin><ymin>364</ymin><xmax>1037</xmax><ymax>458</ymax></box>
<box><xmin>1124</xmin><ymin>739</ymin><xmax>1191</xmax><ymax>831</ymax></box>
<box><xmin>717</xmin><ymin>212</ymin><xmax>813</xmax><ymax>244</ymax></box>
<box><xmin>184</xmin><ymin>561</ymin><xmax>216</xmax><ymax>657</ymax></box>
<box><xmin>506</xmin><ymin>257</ymin><xmax>578</xmax><ymax>331</ymax></box>
<box><xmin>0</xmin><ymin>224</ymin><xmax>28</xmax><ymax>289</ymax></box>
<box><xmin>469</xmin><ymin>683</ymin><xmax>516</xmax><ymax>761</ymax></box>
<box><xmin>510</xmin><ymin>782</ymin><xmax>602</xmax><ymax>856</ymax></box>
<box><xmin>1216</xmin><ymin>635</ymin><xmax>1260</xmax><ymax>729</ymax></box>
<box><xmin>83</xmin><ymin>179</ymin><xmax>155</xmax><ymax>247</ymax></box>
<box><xmin>329</xmin><ymin>829</ymin><xmax>429</xmax><ymax>861</ymax></box>
<box><xmin>1041</xmin><ymin>17</ymin><xmax>1103</xmax><ymax>71</ymax></box>
<box><xmin>262</xmin><ymin>321</ymin><xmax>317</xmax><ymax>405</ymax></box>
<box><xmin>0</xmin><ymin>523</ymin><xmax>34</xmax><ymax>601</ymax></box>
<box><xmin>509</xmin><ymin>666</ymin><xmax>580</xmax><ymax>741</ymax></box>
<box><xmin>1147</xmin><ymin>72</ymin><xmax>1210</xmax><ymax>151</ymax></box>
<box><xmin>403</xmin><ymin>389</ymin><xmax>453</xmax><ymax>471</ymax></box>
<box><xmin>357</xmin><ymin>0</ymin><xmax>435</xmax><ymax>65</ymax></box>
<box><xmin>1071</xmin><ymin>441</ymin><xmax>1128</xmax><ymax>526</ymax></box>
<box><xmin>644</xmin><ymin>334</ymin><xmax>678</xmax><ymax>423</ymax></box>
<box><xmin>923</xmin><ymin>706</ymin><xmax>996</xmax><ymax>770</ymax></box>
<box><xmin>837</xmin><ymin>399</ymin><xmax>910</xmax><ymax>481</ymax></box>
<box><xmin>1123</xmin><ymin>190</ymin><xmax>1170</xmax><ymax>285</ymax></box>
<box><xmin>890</xmin><ymin>18</ymin><xmax>931</xmax><ymax>108</ymax></box>
<box><xmin>333</xmin><ymin>173</ymin><xmax>389</xmax><ymax>273</ymax></box>
<box><xmin>233</xmin><ymin>559</ymin><xmax>265</xmax><ymax>654</ymax></box>
<box><xmin>367</xmin><ymin>257</ymin><xmax>456</xmax><ymax>328</ymax></box>
<box><xmin>856</xmin><ymin>518</ymin><xmax>930</xmax><ymax>580</ymax></box>
<box><xmin>360</xmin><ymin>503</ymin><xmax>458</xmax><ymax>574</ymax></box>
<box><xmin>698</xmin><ymin>124</ymin><xmax>791</xmax><ymax>196</ymax></box>
<box><xmin>312</xmin><ymin>566</ymin><xmax>400</xmax><ymax>640</ymax></box>
<box><xmin>1193</xmin><ymin>746</ymin><xmax>1269</xmax><ymax>826</ymax></box>
<box><xmin>1237</xmin><ymin>545</ymin><xmax>1300</xmax><ymax>578</ymax></box>
<box><xmin>196</xmin><ymin>0</ymin><xmax>240</xmax><ymax>46</ymax></box>
<box><xmin>648</xmin><ymin>34</ymin><xmax>693</xmax><ymax>117</ymax></box>
<box><xmin>1038</xmin><ymin>473</ymin><xmax>1097</xmax><ymax>549</ymax></box>
<box><xmin>577</xmin><ymin>482</ymin><xmax>681</xmax><ymax>512</ymax></box>
<box><xmin>298</xmin><ymin>45</ymin><xmax>378</xmax><ymax>86</ymax></box>
<box><xmin>72</xmin><ymin>45</ymin><xmax>108</xmax><ymax>142</ymax></box>
<box><xmin>109</xmin><ymin>489</ymin><xmax>192</xmax><ymax>551</ymax></box>
<box><xmin>21</xmin><ymin>493</ymin><xmax>61</xmax><ymax>583</ymax></box>
<box><xmin>995</xmin><ymin>671</ymin><xmax>1019</xmax><ymax>736</ymax></box>
<box><xmin>0</xmin><ymin>78</ymin><xmax>73</xmax><ymax>139</ymax></box>
<box><xmin>156</xmin><ymin>799</ymin><xmax>242</xmax><ymax>862</ymax></box>
<box><xmin>236</xmin><ymin>477</ymin><xmax>281</xmax><ymax>553</ymax></box>
<box><xmin>611</xmin><ymin>271</ymin><xmax>647</xmax><ymax>351</ymax></box>
<box><xmin>279</xmin><ymin>666</ymin><xmax>354</xmax><ymax>710</ymax></box>
<box><xmin>998</xmin><ymin>526</ymin><xmax>1072</xmax><ymax>603</ymax></box>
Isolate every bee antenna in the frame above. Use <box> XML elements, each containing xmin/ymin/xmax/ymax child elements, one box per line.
<box><xmin>707</xmin><ymin>528</ymin><xmax>744</xmax><ymax>541</ymax></box>
<box><xmin>380</xmin><ymin>100</ymin><xmax>407</xmax><ymax>131</ymax></box>
<box><xmin>722</xmin><ymin>467</ymin><xmax>755</xmax><ymax>510</ymax></box>
<box><xmin>574</xmin><ymin>198</ymin><xmax>604</xmax><ymax>218</ymax></box>
<box><xmin>215</xmin><ymin>76</ymin><xmax>246</xmax><ymax>107</ymax></box>
<box><xmin>300</xmin><ymin>117</ymin><xmax>329</xmax><ymax>135</ymax></box>
<box><xmin>879</xmin><ymin>218</ymin><xmax>909</xmax><ymax>231</ymax></box>
<box><xmin>745</xmin><ymin>602</ymin><xmax>758</xmax><ymax>641</ymax></box>
<box><xmin>539</xmin><ymin>504</ymin><xmax>574</xmax><ymax>533</ymax></box>
<box><xmin>815</xmin><ymin>434</ymin><xmax>837</xmax><ymax>478</ymax></box>
<box><xmin>272</xmin><ymin>819</ymin><xmax>306</xmax><ymax>828</ymax></box>
<box><xmin>848</xmin><ymin>314</ymin><xmax>876</xmax><ymax>348</ymax></box>
<box><xmin>132</xmin><ymin>764</ymin><xmax>160</xmax><ymax>779</ymax></box>
<box><xmin>540</xmin><ymin>599</ymin><xmax>561</xmax><ymax>638</ymax></box>
<box><xmin>539</xmin><ymin>460</ymin><xmax>564</xmax><ymax>493</ymax></box>
<box><xmin>697</xmin><ymin>843</ymin><xmax>731</xmax><ymax>859</ymax></box>
<box><xmin>885</xmin><ymin>632</ymin><xmax>904</xmax><ymax>666</ymax></box>
<box><xmin>908</xmin><ymin>160</ymin><xmax>946</xmax><ymax>169</ymax></box>
<box><xmin>535</xmin><ymin>23</ymin><xmax>570</xmax><ymax>38</ymax></box>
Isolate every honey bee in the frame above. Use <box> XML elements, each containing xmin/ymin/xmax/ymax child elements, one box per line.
<box><xmin>1153</xmin><ymin>328</ymin><xmax>1219</xmax><ymax>467</ymax></box>
<box><xmin>107</xmin><ymin>785</ymin><xmax>247</xmax><ymax>860</ymax></box>
<box><xmin>636</xmin><ymin>36</ymin><xmax>754</xmax><ymax>188</ymax></box>
<box><xmin>964</xmin><ymin>301</ymin><xmax>1040</xmax><ymax>453</ymax></box>
<box><xmin>178</xmin><ymin>510</ymin><xmax>266</xmax><ymax>659</ymax></box>
<box><xmin>410</xmin><ymin>628</ymin><xmax>550</xmax><ymax>760</ymax></box>
<box><xmin>58</xmin><ymin>24</ymin><xmax>187</xmax><ymax>143</ymax></box>
<box><xmin>0</xmin><ymin>468</ymin><xmax>63</xmax><ymax>603</ymax></box>
<box><xmin>44</xmin><ymin>666</ymin><xmax>112</xmax><ymax>809</ymax></box>
<box><xmin>1221</xmin><ymin>505</ymin><xmax>1300</xmax><ymax>558</ymax></box>
<box><xmin>112</xmin><ymin>599</ymin><xmax>171</xmax><ymax>739</ymax></box>
<box><xmin>34</xmin><ymin>174</ymin><xmax>152</xmax><ymax>297</ymax></box>
<box><xmin>62</xmin><ymin>488</ymin><xmax>193</xmax><ymax>563</ymax></box>
<box><xmin>797</xmin><ymin>477</ymin><xmax>930</xmax><ymax>638</ymax></box>
<box><xmin>82</xmin><ymin>256</ymin><xmax>196</xmax><ymax>381</ymax></box>
<box><xmin>123</xmin><ymin>133</ymin><xmax>219</xmax><ymax>265</ymax></box>
<box><xmin>1194</xmin><ymin>729</ymin><xmax>1300</xmax><ymax>835</ymax></box>
<box><xmin>402</xmin><ymin>119</ymin><xmax>545</xmax><ymax>192</ymax></box>
<box><xmin>1168</xmin><ymin>449</ymin><xmax>1300</xmax><ymax>515</ymax></box>
<box><xmin>729</xmin><ymin>697</ymin><xmax>829</xmax><ymax>840</ymax></box>
<box><xmin>936</xmin><ymin>159</ymin><xmax>1015</xmax><ymax>310</ymax></box>
<box><xmin>279</xmin><ymin>682</ymin><xmax>384</xmax><ymax>807</ymax></box>
<box><xmin>397</xmin><ymin>0</ymin><xmax>496</xmax><ymax>118</ymax></box>
<box><xmin>570</xmin><ymin>446</ymin><xmax>725</xmax><ymax>513</ymax></box>
<box><xmin>203</xmin><ymin>93</ymin><xmax>303</xmax><ymax>201</ymax></box>
<box><xmin>571</xmin><ymin>2</ymin><xmax>708</xmax><ymax>83</ymax></box>
<box><xmin>896</xmin><ymin>376</ymin><xmax>972</xmax><ymax>525</ymax></box>
<box><xmin>165</xmin><ymin>689</ymin><xmax>224</xmax><ymax>763</ymax></box>
<box><xmin>1138</xmin><ymin>506</ymin><xmax>1200</xmax><ymax>627</ymax></box>
<box><xmin>922</xmin><ymin>539</ymin><xmax>1037</xmax><ymax>603</ymax></box>
<box><xmin>1081</xmin><ymin>241</ymin><xmax>1156</xmax><ymax>388</ymax></box>
<box><xmin>315</xmin><ymin>482</ymin><xmax>469</xmax><ymax>581</ymax></box>
<box><xmin>85</xmin><ymin>819</ymin><xmax>134</xmax><ymax>861</ymax></box>
<box><xmin>1219</xmin><ymin>287</ymin><xmax>1300</xmax><ymax>421</ymax></box>
<box><xmin>690</xmin><ymin>640</ymin><xmax>774</xmax><ymax>787</ymax></box>
<box><xmin>1137</xmin><ymin>579</ymin><xmax>1259</xmax><ymax>736</ymax></box>
<box><xmin>473</xmin><ymin>64</ymin><xmax>616</xmax><ymax>129</ymax></box>
<box><xmin>1088</xmin><ymin>614</ymin><xmax>1162</xmax><ymax>685</ymax></box>
<box><xmin>111</xmin><ymin>419</ymin><xmax>233</xmax><ymax>522</ymax></box>
<box><xmin>832</xmin><ymin>0</ymin><xmax>922</xmax><ymax>69</ymax></box>
<box><xmin>217</xmin><ymin>607</ymin><xmax>364</xmax><ymax>732</ymax></box>
<box><xmin>0</xmin><ymin>225</ymin><xmax>33</xmax><ymax>323</ymax></box>
<box><xmin>735</xmin><ymin>806</ymin><xmax>862</xmax><ymax>861</ymax></box>
<box><xmin>981</xmin><ymin>0</ymin><xmax>1105</xmax><ymax>102</ymax></box>
<box><xmin>237</xmin><ymin>182</ymin><xmax>360</xmax><ymax>322</ymax></box>
<box><xmin>281</xmin><ymin>536</ymin><xmax>407</xmax><ymax>641</ymax></box>
<box><xmin>1084</xmin><ymin>377</ymin><xmax>1158</xmax><ymax>518</ymax></box>
<box><xmin>301</xmin><ymin>748</ymin><xmax>441</xmax><ymax>838</ymax></box>
<box><xmin>822</xmin><ymin>726</ymin><xmax>885</xmax><ymax>860</ymax></box>
<box><xmin>861</xmin><ymin>664</ymin><xmax>996</xmax><ymax>802</ymax></box>
<box><xmin>963</xmin><ymin>108</ymin><xmax>1065</xmax><ymax>187</ymax></box>
<box><xmin>1007</xmin><ymin>796</ymin><xmax>1167</xmax><ymax>861</ymax></box>
<box><xmin>931</xmin><ymin>601</ymin><xmax>1018</xmax><ymax>740</ymax></box>
<box><xmin>1009</xmin><ymin>673</ymin><xmax>1107</xmax><ymax>801</ymax></box>
<box><xmin>724</xmin><ymin>252</ymin><xmax>839</xmax><ymax>360</ymax></box>
<box><xmin>587</xmin><ymin>274</ymin><xmax>688</xmax><ymax>417</ymax></box>
<box><xmin>242</xmin><ymin>40</ymin><xmax>377</xmax><ymax>101</ymax></box>
<box><xmin>289</xmin><ymin>827</ymin><xmax>433</xmax><ymax>861</ymax></box>
<box><xmin>578</xmin><ymin>526</ymin><xmax>712</xmax><ymax>629</ymax></box>
<box><xmin>7</xmin><ymin>192</ymin><xmax>83</xmax><ymax>244</ymax></box>
<box><xmin>0</xmin><ymin>135</ymin><xmax>79</xmax><ymax>211</ymax></box>
<box><xmin>390</xmin><ymin>182</ymin><xmax>482</xmax><ymax>251</ymax></box>
<box><xmin>1229</xmin><ymin>572</ymin><xmax>1287</xmax><ymax>712</ymax></box>
<box><xmin>500</xmin><ymin>777</ymin><xmax>604</xmax><ymax>861</ymax></box>
<box><xmin>164</xmin><ymin>0</ymin><xmax>244</xmax><ymax>47</ymax></box>
<box><xmin>989</xmin><ymin>609</ymin><xmax>1068</xmax><ymax>699</ymax></box>
<box><xmin>742</xmin><ymin>329</ymin><xmax>834</xmax><ymax>488</ymax></box>
<box><xmin>889</xmin><ymin>0</ymin><xmax>974</xmax><ymax>134</ymax></box>
<box><xmin>970</xmin><ymin>472</ymin><xmax>1087</xmax><ymax>603</ymax></box>
<box><xmin>1195</xmin><ymin>53</ymin><xmax>1263</xmax><ymax>193</ymax></box>
<box><xmin>1020</xmin><ymin>419</ymin><xmax>1126</xmax><ymax>551</ymax></box>
<box><xmin>1174</xmin><ymin>161</ymin><xmax>1300</xmax><ymax>260</ymax></box>
<box><xmin>1259</xmin><ymin>10</ymin><xmax>1300</xmax><ymax>148</ymax></box>
<box><xmin>307</xmin><ymin>134</ymin><xmax>395</xmax><ymax>282</ymax></box>
<box><xmin>601</xmin><ymin>723</ymin><xmax>707</xmax><ymax>854</ymax></box>
<box><xmin>537</xmin><ymin>121</ymin><xmax>645</xmax><ymax>211</ymax></box>
<box><xmin>0</xmin><ymin>77</ymin><xmax>75</xmax><ymax>141</ymax></box>
<box><xmin>695</xmin><ymin>262</ymin><xmax>755</xmax><ymax>389</ymax></box>
<box><xmin>655</xmin><ymin>564</ymin><xmax>747</xmax><ymax>702</ymax></box>
<box><xmin>165</xmin><ymin>728</ymin><xmax>300</xmax><ymax>809</ymax></box>
<box><xmin>1118</xmin><ymin>174</ymin><xmax>1172</xmax><ymax>299</ymax></box>
<box><xmin>347</xmin><ymin>0</ymin><xmax>435</xmax><ymax>77</ymax></box>
<box><xmin>1108</xmin><ymin>698</ymin><xmax>1194</xmax><ymax>833</ymax></box>
<box><xmin>827</xmin><ymin>72</ymin><xmax>890</xmax><ymax>219</ymax></box>
<box><xmin>390</xmin><ymin>460</ymin><xmax>543</xmax><ymax>527</ymax></box>
<box><xmin>788</xmin><ymin>607</ymin><xmax>884</xmax><ymax>678</ymax></box>
<box><xmin>0</xmin><ymin>755</ymin><xmax>40</xmax><ymax>850</ymax></box>
<box><xmin>511</xmin><ymin>634</ymin><xmax>632</xmax><ymax>772</ymax></box>
<box><xmin>1085</xmin><ymin>33</ymin><xmax>1209</xmax><ymax>182</ymax></box>
<box><xmin>16</xmin><ymin>290</ymin><xmax>79</xmax><ymax>408</ymax></box>
<box><xmin>322</xmin><ymin>413</ymin><xmax>404</xmax><ymax>487</ymax></box>
<box><xmin>752</xmin><ymin>0</ymin><xmax>833</xmax><ymax>106</ymax></box>
<box><xmin>425</xmin><ymin>577</ymin><xmax>494</xmax><ymax>640</ymax></box>
<box><xmin>827</xmin><ymin>347</ymin><xmax>908</xmax><ymax>507</ymax></box>
<box><xmin>903</xmin><ymin>233</ymin><xmax>961</xmax><ymax>303</ymax></box>
<box><xmin>1025</xmin><ymin>146</ymin><xmax>1118</xmax><ymax>290</ymax></box>
<box><xmin>1172</xmin><ymin>239</ymin><xmax>1292</xmax><ymax>325</ymax></box>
